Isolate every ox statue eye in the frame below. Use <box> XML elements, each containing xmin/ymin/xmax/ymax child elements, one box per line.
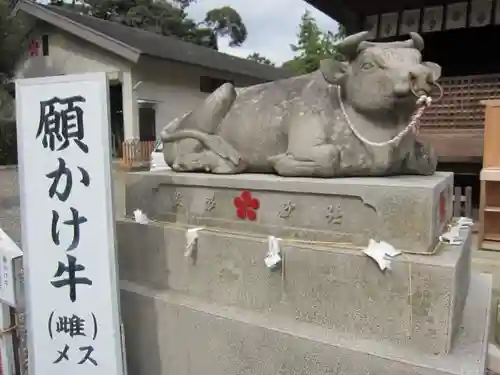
<box><xmin>361</xmin><ymin>62</ymin><xmax>375</xmax><ymax>70</ymax></box>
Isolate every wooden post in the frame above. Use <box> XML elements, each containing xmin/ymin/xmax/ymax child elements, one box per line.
<box><xmin>479</xmin><ymin>100</ymin><xmax>500</xmax><ymax>250</ymax></box>
<box><xmin>453</xmin><ymin>186</ymin><xmax>462</xmax><ymax>217</ymax></box>
<box><xmin>481</xmin><ymin>100</ymin><xmax>500</xmax><ymax>168</ymax></box>
<box><xmin>465</xmin><ymin>186</ymin><xmax>473</xmax><ymax>218</ymax></box>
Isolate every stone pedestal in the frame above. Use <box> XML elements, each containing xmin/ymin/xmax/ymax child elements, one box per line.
<box><xmin>116</xmin><ymin>171</ymin><xmax>490</xmax><ymax>375</ymax></box>
<box><xmin>120</xmin><ymin>273</ymin><xmax>490</xmax><ymax>375</ymax></box>
<box><xmin>124</xmin><ymin>171</ymin><xmax>454</xmax><ymax>254</ymax></box>
<box><xmin>117</xmin><ymin>220</ymin><xmax>470</xmax><ymax>355</ymax></box>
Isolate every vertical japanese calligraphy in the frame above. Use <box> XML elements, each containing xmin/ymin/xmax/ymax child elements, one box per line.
<box><xmin>51</xmin><ymin>255</ymin><xmax>92</xmax><ymax>302</ymax></box>
<box><xmin>46</xmin><ymin>158</ymin><xmax>90</xmax><ymax>202</ymax></box>
<box><xmin>37</xmin><ymin>96</ymin><xmax>89</xmax><ymax>153</ymax></box>
<box><xmin>48</xmin><ymin>311</ymin><xmax>99</xmax><ymax>366</ymax></box>
<box><xmin>40</xmin><ymin>95</ymin><xmax>98</xmax><ymax>365</ymax></box>
<box><xmin>50</xmin><ymin>208</ymin><xmax>88</xmax><ymax>252</ymax></box>
<box><xmin>17</xmin><ymin>73</ymin><xmax>124</xmax><ymax>375</ymax></box>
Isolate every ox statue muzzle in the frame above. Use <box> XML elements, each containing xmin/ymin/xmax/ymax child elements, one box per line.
<box><xmin>408</xmin><ymin>67</ymin><xmax>443</xmax><ymax>101</ymax></box>
<box><xmin>392</xmin><ymin>64</ymin><xmax>442</xmax><ymax>102</ymax></box>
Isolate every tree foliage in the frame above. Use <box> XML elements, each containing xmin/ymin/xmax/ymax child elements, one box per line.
<box><xmin>0</xmin><ymin>0</ymin><xmax>26</xmax><ymax>164</ymax></box>
<box><xmin>246</xmin><ymin>52</ymin><xmax>275</xmax><ymax>66</ymax></box>
<box><xmin>282</xmin><ymin>11</ymin><xmax>346</xmax><ymax>75</ymax></box>
<box><xmin>204</xmin><ymin>6</ymin><xmax>247</xmax><ymax>47</ymax></box>
<box><xmin>0</xmin><ymin>0</ymin><xmax>31</xmax><ymax>114</ymax></box>
<box><xmin>49</xmin><ymin>0</ymin><xmax>248</xmax><ymax>50</ymax></box>
<box><xmin>0</xmin><ymin>0</ymin><xmax>30</xmax><ymax>81</ymax></box>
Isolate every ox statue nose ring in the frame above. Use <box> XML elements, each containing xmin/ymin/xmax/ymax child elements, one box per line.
<box><xmin>430</xmin><ymin>81</ymin><xmax>444</xmax><ymax>102</ymax></box>
<box><xmin>410</xmin><ymin>80</ymin><xmax>444</xmax><ymax>103</ymax></box>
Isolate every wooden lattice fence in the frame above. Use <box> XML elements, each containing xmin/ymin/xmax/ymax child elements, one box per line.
<box><xmin>452</xmin><ymin>186</ymin><xmax>474</xmax><ymax>219</ymax></box>
<box><xmin>421</xmin><ymin>74</ymin><xmax>500</xmax><ymax>130</ymax></box>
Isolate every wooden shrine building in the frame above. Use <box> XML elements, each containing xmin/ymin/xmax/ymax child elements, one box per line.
<box><xmin>307</xmin><ymin>0</ymin><xmax>500</xmax><ymax>207</ymax></box>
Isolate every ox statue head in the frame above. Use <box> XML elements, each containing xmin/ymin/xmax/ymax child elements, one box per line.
<box><xmin>320</xmin><ymin>31</ymin><xmax>442</xmax><ymax>113</ymax></box>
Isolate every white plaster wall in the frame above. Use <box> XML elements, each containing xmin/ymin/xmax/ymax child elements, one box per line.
<box><xmin>14</xmin><ymin>28</ymin><xmax>139</xmax><ymax>139</ymax></box>
<box><xmin>15</xmin><ymin>29</ymin><xmax>131</xmax><ymax>79</ymax></box>
<box><xmin>14</xmin><ymin>27</ymin><xmax>271</xmax><ymax>141</ymax></box>
<box><xmin>133</xmin><ymin>58</ymin><xmax>267</xmax><ymax>137</ymax></box>
<box><xmin>135</xmin><ymin>81</ymin><xmax>206</xmax><ymax>135</ymax></box>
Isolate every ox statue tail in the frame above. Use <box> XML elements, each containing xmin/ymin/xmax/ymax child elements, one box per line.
<box><xmin>161</xmin><ymin>81</ymin><xmax>236</xmax><ymax>137</ymax></box>
<box><xmin>160</xmin><ymin>81</ymin><xmax>241</xmax><ymax>166</ymax></box>
<box><xmin>161</xmin><ymin>129</ymin><xmax>241</xmax><ymax>166</ymax></box>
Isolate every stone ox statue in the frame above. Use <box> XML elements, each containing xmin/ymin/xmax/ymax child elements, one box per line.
<box><xmin>161</xmin><ymin>31</ymin><xmax>442</xmax><ymax>177</ymax></box>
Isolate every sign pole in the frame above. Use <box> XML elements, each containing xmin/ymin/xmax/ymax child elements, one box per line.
<box><xmin>13</xmin><ymin>258</ymin><xmax>27</xmax><ymax>375</ymax></box>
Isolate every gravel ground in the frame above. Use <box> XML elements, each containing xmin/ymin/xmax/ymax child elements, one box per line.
<box><xmin>0</xmin><ymin>167</ymin><xmax>125</xmax><ymax>248</ymax></box>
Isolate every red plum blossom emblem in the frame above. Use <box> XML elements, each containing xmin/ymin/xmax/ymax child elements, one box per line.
<box><xmin>234</xmin><ymin>191</ymin><xmax>260</xmax><ymax>221</ymax></box>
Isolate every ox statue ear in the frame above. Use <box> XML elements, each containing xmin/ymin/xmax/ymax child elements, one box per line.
<box><xmin>320</xmin><ymin>59</ymin><xmax>349</xmax><ymax>85</ymax></box>
<box><xmin>422</xmin><ymin>62</ymin><xmax>442</xmax><ymax>81</ymax></box>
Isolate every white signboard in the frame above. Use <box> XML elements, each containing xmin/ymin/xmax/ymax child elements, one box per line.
<box><xmin>379</xmin><ymin>12</ymin><xmax>399</xmax><ymax>38</ymax></box>
<box><xmin>422</xmin><ymin>6</ymin><xmax>444</xmax><ymax>32</ymax></box>
<box><xmin>469</xmin><ymin>0</ymin><xmax>492</xmax><ymax>27</ymax></box>
<box><xmin>15</xmin><ymin>73</ymin><xmax>124</xmax><ymax>375</ymax></box>
<box><xmin>495</xmin><ymin>0</ymin><xmax>500</xmax><ymax>24</ymax></box>
<box><xmin>400</xmin><ymin>9</ymin><xmax>421</xmax><ymax>35</ymax></box>
<box><xmin>445</xmin><ymin>2</ymin><xmax>467</xmax><ymax>30</ymax></box>
<box><xmin>0</xmin><ymin>229</ymin><xmax>22</xmax><ymax>307</ymax></box>
<box><xmin>364</xmin><ymin>14</ymin><xmax>379</xmax><ymax>39</ymax></box>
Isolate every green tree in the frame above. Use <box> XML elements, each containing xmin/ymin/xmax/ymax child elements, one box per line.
<box><xmin>0</xmin><ymin>0</ymin><xmax>30</xmax><ymax>81</ymax></box>
<box><xmin>50</xmin><ymin>0</ymin><xmax>248</xmax><ymax>50</ymax></box>
<box><xmin>282</xmin><ymin>11</ymin><xmax>346</xmax><ymax>75</ymax></box>
<box><xmin>0</xmin><ymin>0</ymin><xmax>30</xmax><ymax>115</ymax></box>
<box><xmin>246</xmin><ymin>52</ymin><xmax>275</xmax><ymax>66</ymax></box>
<box><xmin>0</xmin><ymin>0</ymin><xmax>28</xmax><ymax>164</ymax></box>
<box><xmin>204</xmin><ymin>6</ymin><xmax>247</xmax><ymax>47</ymax></box>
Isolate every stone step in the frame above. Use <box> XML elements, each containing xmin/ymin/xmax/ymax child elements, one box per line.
<box><xmin>116</xmin><ymin>218</ymin><xmax>472</xmax><ymax>355</ymax></box>
<box><xmin>119</xmin><ymin>273</ymin><xmax>491</xmax><ymax>375</ymax></box>
<box><xmin>124</xmin><ymin>171</ymin><xmax>454</xmax><ymax>254</ymax></box>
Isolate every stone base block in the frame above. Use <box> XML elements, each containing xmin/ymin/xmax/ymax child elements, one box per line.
<box><xmin>124</xmin><ymin>171</ymin><xmax>453</xmax><ymax>254</ymax></box>
<box><xmin>116</xmin><ymin>219</ymin><xmax>471</xmax><ymax>355</ymax></box>
<box><xmin>120</xmin><ymin>273</ymin><xmax>491</xmax><ymax>375</ymax></box>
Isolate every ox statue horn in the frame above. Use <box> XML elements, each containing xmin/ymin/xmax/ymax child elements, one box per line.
<box><xmin>409</xmin><ymin>32</ymin><xmax>424</xmax><ymax>51</ymax></box>
<box><xmin>335</xmin><ymin>31</ymin><xmax>372</xmax><ymax>59</ymax></box>
<box><xmin>357</xmin><ymin>32</ymin><xmax>425</xmax><ymax>51</ymax></box>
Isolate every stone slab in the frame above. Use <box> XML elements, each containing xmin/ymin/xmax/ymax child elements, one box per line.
<box><xmin>120</xmin><ymin>273</ymin><xmax>491</xmax><ymax>375</ymax></box>
<box><xmin>124</xmin><ymin>171</ymin><xmax>454</xmax><ymax>254</ymax></box>
<box><xmin>116</xmin><ymin>219</ymin><xmax>471</xmax><ymax>355</ymax></box>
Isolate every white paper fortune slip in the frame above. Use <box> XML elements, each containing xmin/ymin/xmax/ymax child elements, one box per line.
<box><xmin>265</xmin><ymin>236</ymin><xmax>282</xmax><ymax>269</ymax></box>
<box><xmin>133</xmin><ymin>209</ymin><xmax>149</xmax><ymax>224</ymax></box>
<box><xmin>185</xmin><ymin>227</ymin><xmax>204</xmax><ymax>258</ymax></box>
<box><xmin>363</xmin><ymin>239</ymin><xmax>401</xmax><ymax>271</ymax></box>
